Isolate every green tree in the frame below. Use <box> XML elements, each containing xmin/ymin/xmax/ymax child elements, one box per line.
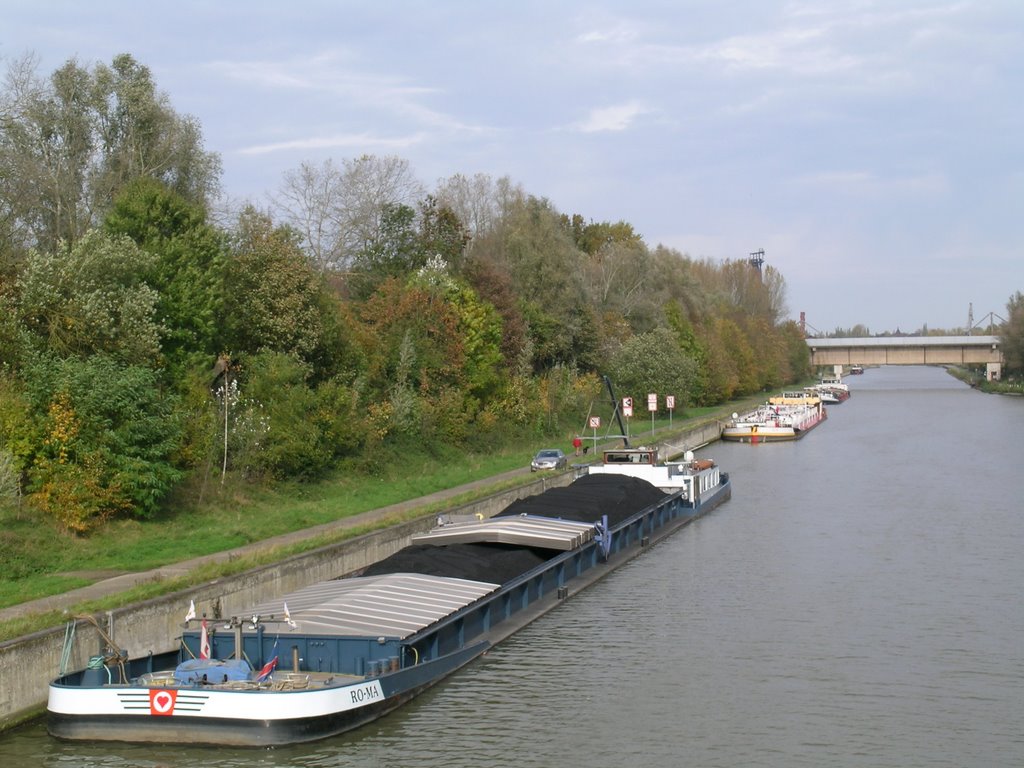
<box><xmin>1001</xmin><ymin>291</ymin><xmax>1024</xmax><ymax>374</ymax></box>
<box><xmin>741</xmin><ymin>315</ymin><xmax>784</xmax><ymax>391</ymax></box>
<box><xmin>222</xmin><ymin>208</ymin><xmax>329</xmax><ymax>370</ymax></box>
<box><xmin>418</xmin><ymin>196</ymin><xmax>470</xmax><ymax>273</ymax></box>
<box><xmin>464</xmin><ymin>256</ymin><xmax>529</xmax><ymax>371</ymax></box>
<box><xmin>607</xmin><ymin>327</ymin><xmax>699</xmax><ymax>410</ymax></box>
<box><xmin>348</xmin><ymin>203</ymin><xmax>423</xmax><ymax>299</ymax></box>
<box><xmin>273</xmin><ymin>155</ymin><xmax>425</xmax><ymax>276</ymax></box>
<box><xmin>0</xmin><ymin>54</ymin><xmax>93</xmax><ymax>255</ymax></box>
<box><xmin>230</xmin><ymin>351</ymin><xmax>339</xmax><ymax>480</ymax></box>
<box><xmin>717</xmin><ymin>317</ymin><xmax>759</xmax><ymax>395</ymax></box>
<box><xmin>14</xmin><ymin>230</ymin><xmax>163</xmax><ymax>363</ymax></box>
<box><xmin>696</xmin><ymin>319</ymin><xmax>739</xmax><ymax>402</ymax></box>
<box><xmin>22</xmin><ymin>354</ymin><xmax>182</xmax><ymax>531</ymax></box>
<box><xmin>434</xmin><ymin>172</ymin><xmax>522</xmax><ymax>237</ymax></box>
<box><xmin>649</xmin><ymin>246</ymin><xmax>711</xmax><ymax>323</ymax></box>
<box><xmin>105</xmin><ymin>177</ymin><xmax>226</xmax><ymax>372</ymax></box>
<box><xmin>89</xmin><ymin>55</ymin><xmax>220</xmax><ymax>208</ymax></box>
<box><xmin>0</xmin><ymin>442</ymin><xmax>17</xmax><ymax>509</ymax></box>
<box><xmin>664</xmin><ymin>302</ymin><xmax>712</xmax><ymax>405</ymax></box>
<box><xmin>569</xmin><ymin>218</ymin><xmax>644</xmax><ymax>256</ymax></box>
<box><xmin>410</xmin><ymin>257</ymin><xmax>504</xmax><ymax>399</ymax></box>
<box><xmin>476</xmin><ymin>195</ymin><xmax>596</xmax><ymax>371</ymax></box>
<box><xmin>0</xmin><ymin>374</ymin><xmax>37</xmax><ymax>500</ymax></box>
<box><xmin>830</xmin><ymin>324</ymin><xmax>872</xmax><ymax>338</ymax></box>
<box><xmin>358</xmin><ymin>278</ymin><xmax>465</xmax><ymax>403</ymax></box>
<box><xmin>578</xmin><ymin>225</ymin><xmax>654</xmax><ymax>331</ymax></box>
<box><xmin>715</xmin><ymin>259</ymin><xmax>782</xmax><ymax>321</ymax></box>
<box><xmin>780</xmin><ymin>320</ymin><xmax>812</xmax><ymax>381</ymax></box>
<box><xmin>0</xmin><ymin>53</ymin><xmax>220</xmax><ymax>254</ymax></box>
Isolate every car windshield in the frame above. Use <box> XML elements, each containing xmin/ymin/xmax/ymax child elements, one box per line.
<box><xmin>536</xmin><ymin>450</ymin><xmax>560</xmax><ymax>458</ymax></box>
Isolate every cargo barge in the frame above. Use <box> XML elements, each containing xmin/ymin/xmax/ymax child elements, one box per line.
<box><xmin>721</xmin><ymin>390</ymin><xmax>827</xmax><ymax>443</ymax></box>
<box><xmin>48</xmin><ymin>455</ymin><xmax>730</xmax><ymax>747</ymax></box>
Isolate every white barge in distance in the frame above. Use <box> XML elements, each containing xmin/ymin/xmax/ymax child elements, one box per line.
<box><xmin>721</xmin><ymin>390</ymin><xmax>827</xmax><ymax>444</ymax></box>
<box><xmin>48</xmin><ymin>457</ymin><xmax>731</xmax><ymax>748</ymax></box>
<box><xmin>577</xmin><ymin>446</ymin><xmax>724</xmax><ymax>499</ymax></box>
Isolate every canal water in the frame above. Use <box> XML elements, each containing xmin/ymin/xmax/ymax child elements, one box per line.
<box><xmin>4</xmin><ymin>366</ymin><xmax>1022</xmax><ymax>767</ymax></box>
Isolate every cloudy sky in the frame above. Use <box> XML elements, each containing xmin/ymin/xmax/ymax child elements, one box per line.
<box><xmin>3</xmin><ymin>0</ymin><xmax>1021</xmax><ymax>333</ymax></box>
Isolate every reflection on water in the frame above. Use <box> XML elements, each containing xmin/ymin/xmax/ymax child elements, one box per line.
<box><xmin>5</xmin><ymin>366</ymin><xmax>1023</xmax><ymax>767</ymax></box>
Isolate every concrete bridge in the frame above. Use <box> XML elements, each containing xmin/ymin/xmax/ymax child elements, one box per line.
<box><xmin>806</xmin><ymin>335</ymin><xmax>1004</xmax><ymax>381</ymax></box>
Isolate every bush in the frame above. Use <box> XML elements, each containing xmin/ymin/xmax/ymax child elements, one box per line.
<box><xmin>21</xmin><ymin>355</ymin><xmax>183</xmax><ymax>530</ymax></box>
<box><xmin>0</xmin><ymin>446</ymin><xmax>19</xmax><ymax>509</ymax></box>
<box><xmin>230</xmin><ymin>351</ymin><xmax>346</xmax><ymax>480</ymax></box>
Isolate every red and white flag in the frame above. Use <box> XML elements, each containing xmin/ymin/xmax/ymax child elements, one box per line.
<box><xmin>199</xmin><ymin>618</ymin><xmax>211</xmax><ymax>659</ymax></box>
<box><xmin>256</xmin><ymin>639</ymin><xmax>279</xmax><ymax>682</ymax></box>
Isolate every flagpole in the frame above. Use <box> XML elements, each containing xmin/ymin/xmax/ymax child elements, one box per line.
<box><xmin>200</xmin><ymin>617</ymin><xmax>211</xmax><ymax>659</ymax></box>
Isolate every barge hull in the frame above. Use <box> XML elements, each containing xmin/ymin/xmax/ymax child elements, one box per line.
<box><xmin>48</xmin><ymin>472</ymin><xmax>730</xmax><ymax>747</ymax></box>
<box><xmin>49</xmin><ymin>641</ymin><xmax>488</xmax><ymax>747</ymax></box>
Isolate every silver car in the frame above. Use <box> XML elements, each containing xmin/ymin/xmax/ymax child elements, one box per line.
<box><xmin>530</xmin><ymin>448</ymin><xmax>567</xmax><ymax>472</ymax></box>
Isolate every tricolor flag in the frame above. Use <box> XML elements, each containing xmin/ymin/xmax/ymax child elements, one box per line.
<box><xmin>256</xmin><ymin>639</ymin><xmax>279</xmax><ymax>682</ymax></box>
<box><xmin>199</xmin><ymin>618</ymin><xmax>211</xmax><ymax>659</ymax></box>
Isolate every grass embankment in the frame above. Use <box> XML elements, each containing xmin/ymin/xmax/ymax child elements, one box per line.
<box><xmin>0</xmin><ymin>403</ymin><xmax>752</xmax><ymax>643</ymax></box>
<box><xmin>946</xmin><ymin>365</ymin><xmax>1024</xmax><ymax>395</ymax></box>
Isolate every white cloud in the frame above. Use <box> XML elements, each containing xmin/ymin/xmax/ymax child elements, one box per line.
<box><xmin>573</xmin><ymin>101</ymin><xmax>649</xmax><ymax>133</ymax></box>
<box><xmin>575</xmin><ymin>21</ymin><xmax>641</xmax><ymax>46</ymax></box>
<box><xmin>239</xmin><ymin>132</ymin><xmax>426</xmax><ymax>156</ymax></box>
<box><xmin>792</xmin><ymin>170</ymin><xmax>949</xmax><ymax>198</ymax></box>
<box><xmin>206</xmin><ymin>53</ymin><xmax>480</xmax><ymax>133</ymax></box>
<box><xmin>697</xmin><ymin>23</ymin><xmax>863</xmax><ymax>76</ymax></box>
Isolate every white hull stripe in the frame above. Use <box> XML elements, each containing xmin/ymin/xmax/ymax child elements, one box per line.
<box><xmin>50</xmin><ymin>680</ymin><xmax>386</xmax><ymax>720</ymax></box>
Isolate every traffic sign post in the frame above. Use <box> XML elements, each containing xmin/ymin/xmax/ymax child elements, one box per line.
<box><xmin>666</xmin><ymin>394</ymin><xmax>675</xmax><ymax>428</ymax></box>
<box><xmin>622</xmin><ymin>398</ymin><xmax>633</xmax><ymax>442</ymax></box>
<box><xmin>588</xmin><ymin>415</ymin><xmax>601</xmax><ymax>454</ymax></box>
<box><xmin>648</xmin><ymin>393</ymin><xmax>657</xmax><ymax>434</ymax></box>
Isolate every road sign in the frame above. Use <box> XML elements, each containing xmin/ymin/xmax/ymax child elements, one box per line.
<box><xmin>589</xmin><ymin>416</ymin><xmax>601</xmax><ymax>428</ymax></box>
<box><xmin>647</xmin><ymin>393</ymin><xmax>657</xmax><ymax>412</ymax></box>
<box><xmin>666</xmin><ymin>395</ymin><xmax>675</xmax><ymax>410</ymax></box>
<box><xmin>622</xmin><ymin>396</ymin><xmax>633</xmax><ymax>418</ymax></box>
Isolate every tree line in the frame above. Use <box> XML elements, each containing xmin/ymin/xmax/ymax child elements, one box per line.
<box><xmin>0</xmin><ymin>53</ymin><xmax>840</xmax><ymax>532</ymax></box>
